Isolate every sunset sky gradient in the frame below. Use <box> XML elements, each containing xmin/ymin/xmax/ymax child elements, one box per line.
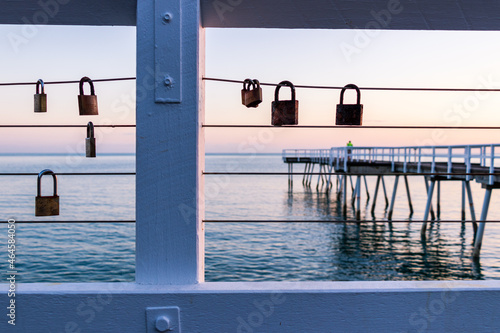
<box><xmin>1</xmin><ymin>25</ymin><xmax>500</xmax><ymax>153</ymax></box>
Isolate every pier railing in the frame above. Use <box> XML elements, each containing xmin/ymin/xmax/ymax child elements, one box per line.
<box><xmin>284</xmin><ymin>144</ymin><xmax>500</xmax><ymax>184</ymax></box>
<box><xmin>282</xmin><ymin>149</ymin><xmax>330</xmax><ymax>163</ymax></box>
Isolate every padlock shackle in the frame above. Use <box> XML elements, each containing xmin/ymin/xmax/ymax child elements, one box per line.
<box><xmin>37</xmin><ymin>169</ymin><xmax>57</xmax><ymax>197</ymax></box>
<box><xmin>36</xmin><ymin>79</ymin><xmax>44</xmax><ymax>94</ymax></box>
<box><xmin>274</xmin><ymin>80</ymin><xmax>296</xmax><ymax>102</ymax></box>
<box><xmin>339</xmin><ymin>84</ymin><xmax>361</xmax><ymax>105</ymax></box>
<box><xmin>87</xmin><ymin>121</ymin><xmax>95</xmax><ymax>138</ymax></box>
<box><xmin>243</xmin><ymin>79</ymin><xmax>260</xmax><ymax>91</ymax></box>
<box><xmin>243</xmin><ymin>79</ymin><xmax>255</xmax><ymax>91</ymax></box>
<box><xmin>79</xmin><ymin>77</ymin><xmax>96</xmax><ymax>96</ymax></box>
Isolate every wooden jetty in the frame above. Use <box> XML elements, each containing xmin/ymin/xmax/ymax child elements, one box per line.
<box><xmin>283</xmin><ymin>144</ymin><xmax>500</xmax><ymax>258</ymax></box>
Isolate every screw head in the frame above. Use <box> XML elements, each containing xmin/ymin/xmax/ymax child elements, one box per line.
<box><xmin>164</xmin><ymin>76</ymin><xmax>173</xmax><ymax>87</ymax></box>
<box><xmin>155</xmin><ymin>316</ymin><xmax>171</xmax><ymax>332</ymax></box>
<box><xmin>162</xmin><ymin>13</ymin><xmax>172</xmax><ymax>23</ymax></box>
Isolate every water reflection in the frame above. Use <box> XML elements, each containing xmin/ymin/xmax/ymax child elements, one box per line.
<box><xmin>285</xmin><ymin>189</ymin><xmax>481</xmax><ymax>281</ymax></box>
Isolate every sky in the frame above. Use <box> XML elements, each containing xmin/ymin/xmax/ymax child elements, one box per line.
<box><xmin>2</xmin><ymin>25</ymin><xmax>500</xmax><ymax>153</ymax></box>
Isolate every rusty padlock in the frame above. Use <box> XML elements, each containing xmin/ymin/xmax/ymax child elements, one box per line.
<box><xmin>35</xmin><ymin>169</ymin><xmax>59</xmax><ymax>216</ymax></box>
<box><xmin>271</xmin><ymin>80</ymin><xmax>298</xmax><ymax>126</ymax></box>
<box><xmin>86</xmin><ymin>122</ymin><xmax>96</xmax><ymax>158</ymax></box>
<box><xmin>34</xmin><ymin>79</ymin><xmax>47</xmax><ymax>113</ymax></box>
<box><xmin>241</xmin><ymin>79</ymin><xmax>263</xmax><ymax>108</ymax></box>
<box><xmin>336</xmin><ymin>84</ymin><xmax>363</xmax><ymax>125</ymax></box>
<box><xmin>78</xmin><ymin>77</ymin><xmax>98</xmax><ymax>115</ymax></box>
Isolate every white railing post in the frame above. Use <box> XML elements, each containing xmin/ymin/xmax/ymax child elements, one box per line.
<box><xmin>391</xmin><ymin>148</ymin><xmax>395</xmax><ymax>172</ymax></box>
<box><xmin>490</xmin><ymin>145</ymin><xmax>495</xmax><ymax>185</ymax></box>
<box><xmin>431</xmin><ymin>147</ymin><xmax>436</xmax><ymax>174</ymax></box>
<box><xmin>344</xmin><ymin>146</ymin><xmax>348</xmax><ymax>170</ymax></box>
<box><xmin>417</xmin><ymin>147</ymin><xmax>422</xmax><ymax>173</ymax></box>
<box><xmin>466</xmin><ymin>146</ymin><xmax>471</xmax><ymax>181</ymax></box>
<box><xmin>403</xmin><ymin>148</ymin><xmax>407</xmax><ymax>173</ymax></box>
<box><xmin>447</xmin><ymin>146</ymin><xmax>452</xmax><ymax>179</ymax></box>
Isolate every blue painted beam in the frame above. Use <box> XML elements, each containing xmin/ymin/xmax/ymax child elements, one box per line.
<box><xmin>201</xmin><ymin>0</ymin><xmax>500</xmax><ymax>30</ymax></box>
<box><xmin>0</xmin><ymin>0</ymin><xmax>136</xmax><ymax>26</ymax></box>
<box><xmin>3</xmin><ymin>0</ymin><xmax>500</xmax><ymax>30</ymax></box>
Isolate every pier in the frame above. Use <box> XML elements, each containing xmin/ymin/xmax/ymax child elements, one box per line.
<box><xmin>283</xmin><ymin>144</ymin><xmax>500</xmax><ymax>257</ymax></box>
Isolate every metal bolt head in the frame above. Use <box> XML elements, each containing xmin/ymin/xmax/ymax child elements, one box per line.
<box><xmin>164</xmin><ymin>76</ymin><xmax>173</xmax><ymax>87</ymax></box>
<box><xmin>162</xmin><ymin>13</ymin><xmax>172</xmax><ymax>23</ymax></box>
<box><xmin>155</xmin><ymin>316</ymin><xmax>171</xmax><ymax>332</ymax></box>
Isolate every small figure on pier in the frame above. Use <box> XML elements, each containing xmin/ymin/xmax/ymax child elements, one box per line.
<box><xmin>347</xmin><ymin>140</ymin><xmax>353</xmax><ymax>160</ymax></box>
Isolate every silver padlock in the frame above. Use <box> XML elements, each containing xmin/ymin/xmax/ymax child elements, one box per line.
<box><xmin>34</xmin><ymin>79</ymin><xmax>47</xmax><ymax>113</ymax></box>
<box><xmin>86</xmin><ymin>122</ymin><xmax>96</xmax><ymax>158</ymax></box>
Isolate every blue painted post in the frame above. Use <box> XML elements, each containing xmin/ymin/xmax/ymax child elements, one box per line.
<box><xmin>136</xmin><ymin>0</ymin><xmax>204</xmax><ymax>284</ymax></box>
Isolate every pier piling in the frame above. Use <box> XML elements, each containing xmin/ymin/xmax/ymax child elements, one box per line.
<box><xmin>473</xmin><ymin>187</ymin><xmax>493</xmax><ymax>257</ymax></box>
<box><xmin>388</xmin><ymin>175</ymin><xmax>399</xmax><ymax>220</ymax></box>
<box><xmin>421</xmin><ymin>178</ymin><xmax>436</xmax><ymax>237</ymax></box>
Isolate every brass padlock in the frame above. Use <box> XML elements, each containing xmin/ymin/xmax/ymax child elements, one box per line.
<box><xmin>78</xmin><ymin>77</ymin><xmax>98</xmax><ymax>115</ymax></box>
<box><xmin>34</xmin><ymin>79</ymin><xmax>47</xmax><ymax>113</ymax></box>
<box><xmin>336</xmin><ymin>84</ymin><xmax>363</xmax><ymax>125</ymax></box>
<box><xmin>271</xmin><ymin>80</ymin><xmax>298</xmax><ymax>126</ymax></box>
<box><xmin>241</xmin><ymin>79</ymin><xmax>262</xmax><ymax>108</ymax></box>
<box><xmin>35</xmin><ymin>169</ymin><xmax>59</xmax><ymax>217</ymax></box>
<box><xmin>86</xmin><ymin>122</ymin><xmax>96</xmax><ymax>158</ymax></box>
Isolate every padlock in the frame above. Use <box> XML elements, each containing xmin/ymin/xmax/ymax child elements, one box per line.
<box><xmin>35</xmin><ymin>169</ymin><xmax>59</xmax><ymax>216</ymax></box>
<box><xmin>86</xmin><ymin>121</ymin><xmax>96</xmax><ymax>158</ymax></box>
<box><xmin>78</xmin><ymin>76</ymin><xmax>98</xmax><ymax>115</ymax></box>
<box><xmin>34</xmin><ymin>79</ymin><xmax>47</xmax><ymax>113</ymax></box>
<box><xmin>336</xmin><ymin>84</ymin><xmax>363</xmax><ymax>125</ymax></box>
<box><xmin>271</xmin><ymin>80</ymin><xmax>298</xmax><ymax>126</ymax></box>
<box><xmin>241</xmin><ymin>78</ymin><xmax>263</xmax><ymax>108</ymax></box>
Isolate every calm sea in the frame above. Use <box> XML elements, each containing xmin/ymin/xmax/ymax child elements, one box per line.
<box><xmin>1</xmin><ymin>153</ymin><xmax>500</xmax><ymax>283</ymax></box>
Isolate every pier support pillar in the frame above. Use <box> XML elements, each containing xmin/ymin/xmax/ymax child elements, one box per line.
<box><xmin>371</xmin><ymin>175</ymin><xmax>381</xmax><ymax>215</ymax></box>
<box><xmin>307</xmin><ymin>164</ymin><xmax>314</xmax><ymax>187</ymax></box>
<box><xmin>473</xmin><ymin>187</ymin><xmax>493</xmax><ymax>258</ymax></box>
<box><xmin>465</xmin><ymin>181</ymin><xmax>478</xmax><ymax>237</ymax></box>
<box><xmin>381</xmin><ymin>176</ymin><xmax>389</xmax><ymax>209</ymax></box>
<box><xmin>337</xmin><ymin>174</ymin><xmax>343</xmax><ymax>199</ymax></box>
<box><xmin>356</xmin><ymin>175</ymin><xmax>361</xmax><ymax>220</ymax></box>
<box><xmin>437</xmin><ymin>180</ymin><xmax>441</xmax><ymax>219</ymax></box>
<box><xmin>424</xmin><ymin>178</ymin><xmax>436</xmax><ymax>220</ymax></box>
<box><xmin>388</xmin><ymin>175</ymin><xmax>400</xmax><ymax>220</ymax></box>
<box><xmin>363</xmin><ymin>176</ymin><xmax>370</xmax><ymax>203</ymax></box>
<box><xmin>343</xmin><ymin>173</ymin><xmax>348</xmax><ymax>217</ymax></box>
<box><xmin>461</xmin><ymin>181</ymin><xmax>466</xmax><ymax>221</ymax></box>
<box><xmin>404</xmin><ymin>175</ymin><xmax>414</xmax><ymax>216</ymax></box>
<box><xmin>421</xmin><ymin>178</ymin><xmax>436</xmax><ymax>237</ymax></box>
<box><xmin>302</xmin><ymin>163</ymin><xmax>308</xmax><ymax>186</ymax></box>
<box><xmin>326</xmin><ymin>166</ymin><xmax>333</xmax><ymax>194</ymax></box>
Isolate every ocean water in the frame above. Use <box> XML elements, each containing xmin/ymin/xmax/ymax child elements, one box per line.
<box><xmin>1</xmin><ymin>153</ymin><xmax>500</xmax><ymax>283</ymax></box>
